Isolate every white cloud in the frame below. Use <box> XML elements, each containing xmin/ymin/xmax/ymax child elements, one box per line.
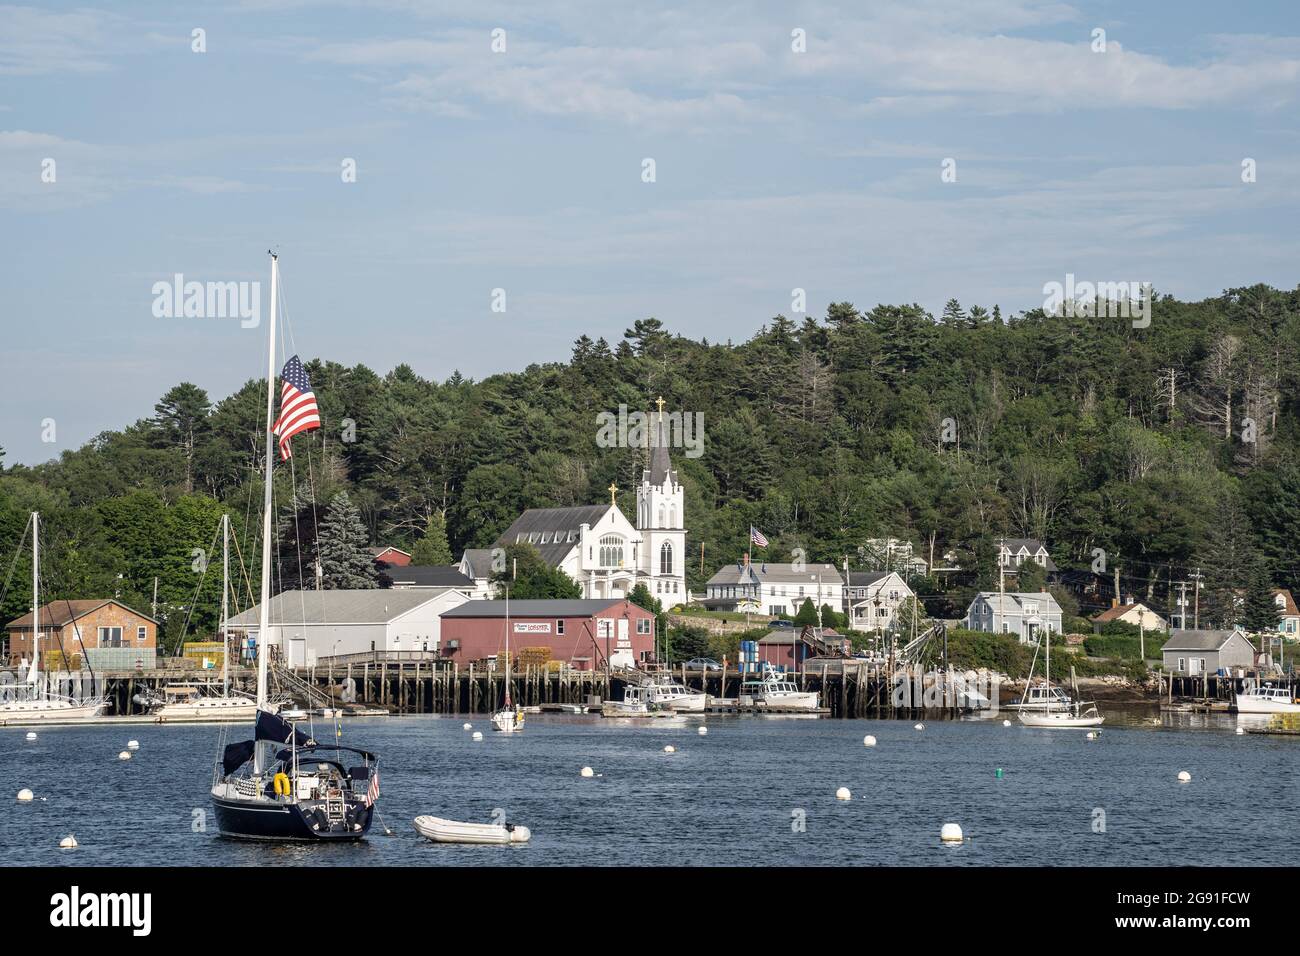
<box><xmin>0</xmin><ymin>5</ymin><xmax>117</xmax><ymax>75</ymax></box>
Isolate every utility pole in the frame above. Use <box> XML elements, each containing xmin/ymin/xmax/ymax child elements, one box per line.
<box><xmin>1113</xmin><ymin>565</ymin><xmax>1122</xmax><ymax>607</ymax></box>
<box><xmin>1175</xmin><ymin>580</ymin><xmax>1189</xmax><ymax>630</ymax></box>
<box><xmin>1190</xmin><ymin>568</ymin><xmax>1204</xmax><ymax>629</ymax></box>
<box><xmin>996</xmin><ymin>537</ymin><xmax>1005</xmax><ymax>637</ymax></box>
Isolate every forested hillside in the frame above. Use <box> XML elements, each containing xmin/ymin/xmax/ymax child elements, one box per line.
<box><xmin>3</xmin><ymin>284</ymin><xmax>1299</xmax><ymax>646</ymax></box>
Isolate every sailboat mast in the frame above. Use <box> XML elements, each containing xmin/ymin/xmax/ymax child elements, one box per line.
<box><xmin>504</xmin><ymin>586</ymin><xmax>511</xmax><ymax>708</ymax></box>
<box><xmin>30</xmin><ymin>511</ymin><xmax>39</xmax><ymax>688</ymax></box>
<box><xmin>221</xmin><ymin>512</ymin><xmax>230</xmax><ymax>698</ymax></box>
<box><xmin>256</xmin><ymin>253</ymin><xmax>279</xmax><ymax>716</ymax></box>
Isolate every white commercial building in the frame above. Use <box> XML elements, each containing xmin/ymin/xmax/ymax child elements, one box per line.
<box><xmin>223</xmin><ymin>588</ymin><xmax>468</xmax><ymax>667</ymax></box>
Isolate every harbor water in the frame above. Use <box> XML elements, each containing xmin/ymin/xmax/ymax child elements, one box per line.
<box><xmin>3</xmin><ymin>709</ymin><xmax>1294</xmax><ymax>866</ymax></box>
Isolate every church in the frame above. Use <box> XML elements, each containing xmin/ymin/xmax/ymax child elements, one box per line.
<box><xmin>457</xmin><ymin>403</ymin><xmax>688</xmax><ymax>604</ymax></box>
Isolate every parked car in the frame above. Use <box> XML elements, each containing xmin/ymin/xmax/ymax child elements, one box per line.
<box><xmin>683</xmin><ymin>657</ymin><xmax>722</xmax><ymax>672</ymax></box>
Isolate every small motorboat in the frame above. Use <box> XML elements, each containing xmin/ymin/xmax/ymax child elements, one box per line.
<box><xmin>414</xmin><ymin>815</ymin><xmax>531</xmax><ymax>845</ymax></box>
<box><xmin>644</xmin><ymin>678</ymin><xmax>707</xmax><ymax>713</ymax></box>
<box><xmin>601</xmin><ymin>684</ymin><xmax>651</xmax><ymax>716</ymax></box>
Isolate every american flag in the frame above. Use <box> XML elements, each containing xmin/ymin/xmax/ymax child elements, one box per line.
<box><xmin>364</xmin><ymin>769</ymin><xmax>381</xmax><ymax>807</ymax></box>
<box><xmin>272</xmin><ymin>355</ymin><xmax>321</xmax><ymax>461</ymax></box>
<box><xmin>750</xmin><ymin>525</ymin><xmax>769</xmax><ymax>548</ymax></box>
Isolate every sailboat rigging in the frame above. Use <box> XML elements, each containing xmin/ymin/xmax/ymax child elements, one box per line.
<box><xmin>0</xmin><ymin>512</ymin><xmax>109</xmax><ymax>725</ymax></box>
<box><xmin>209</xmin><ymin>253</ymin><xmax>380</xmax><ymax>840</ymax></box>
<box><xmin>1016</xmin><ymin>625</ymin><xmax>1104</xmax><ymax>728</ymax></box>
<box><xmin>491</xmin><ymin>587</ymin><xmax>524</xmax><ymax>732</ymax></box>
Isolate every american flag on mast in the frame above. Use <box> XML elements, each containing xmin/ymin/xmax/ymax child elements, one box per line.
<box><xmin>750</xmin><ymin>526</ymin><xmax>769</xmax><ymax>548</ymax></box>
<box><xmin>364</xmin><ymin>769</ymin><xmax>381</xmax><ymax>808</ymax></box>
<box><xmin>272</xmin><ymin>355</ymin><xmax>321</xmax><ymax>461</ymax></box>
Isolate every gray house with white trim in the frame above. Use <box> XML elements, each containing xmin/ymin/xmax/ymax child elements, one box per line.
<box><xmin>962</xmin><ymin>591</ymin><xmax>1063</xmax><ymax>644</ymax></box>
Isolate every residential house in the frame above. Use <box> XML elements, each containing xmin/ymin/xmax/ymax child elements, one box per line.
<box><xmin>998</xmin><ymin>539</ymin><xmax>1057</xmax><ymax>575</ymax></box>
<box><xmin>456</xmin><ymin>549</ymin><xmax>498</xmax><ymax>599</ymax></box>
<box><xmin>382</xmin><ymin>564</ymin><xmax>477</xmax><ymax>595</ymax></box>
<box><xmin>860</xmin><ymin>538</ymin><xmax>929</xmax><ymax>576</ymax></box>
<box><xmin>842</xmin><ymin>570</ymin><xmax>914</xmax><ymax>633</ymax></box>
<box><xmin>1161</xmin><ymin>628</ymin><xmax>1256</xmax><ymax>676</ymax></box>
<box><xmin>703</xmin><ymin>561</ymin><xmax>844</xmax><ymax>618</ymax></box>
<box><xmin>1091</xmin><ymin>602</ymin><xmax>1169</xmax><ymax>632</ymax></box>
<box><xmin>962</xmin><ymin>591</ymin><xmax>1063</xmax><ymax>643</ymax></box>
<box><xmin>371</xmin><ymin>546</ymin><xmax>412</xmax><ymax>567</ymax></box>
<box><xmin>5</xmin><ymin>599</ymin><xmax>158</xmax><ymax>669</ymax></box>
<box><xmin>1273</xmin><ymin>589</ymin><xmax>1300</xmax><ymax>639</ymax></box>
<box><xmin>223</xmin><ymin>588</ymin><xmax>469</xmax><ymax>668</ymax></box>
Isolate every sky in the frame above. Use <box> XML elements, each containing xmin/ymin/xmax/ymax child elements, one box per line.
<box><xmin>3</xmin><ymin>0</ymin><xmax>1299</xmax><ymax>465</ymax></box>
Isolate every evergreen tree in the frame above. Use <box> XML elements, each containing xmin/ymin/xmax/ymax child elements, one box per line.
<box><xmin>940</xmin><ymin>298</ymin><xmax>968</xmax><ymax>326</ymax></box>
<box><xmin>410</xmin><ymin>510</ymin><xmax>453</xmax><ymax>565</ymax></box>
<box><xmin>491</xmin><ymin>543</ymin><xmax>581</xmax><ymax>599</ymax></box>
<box><xmin>794</xmin><ymin>597</ymin><xmax>818</xmax><ymax>625</ymax></box>
<box><xmin>1242</xmin><ymin>560</ymin><xmax>1280</xmax><ymax>633</ymax></box>
<box><xmin>317</xmin><ymin>492</ymin><xmax>378</xmax><ymax>589</ymax></box>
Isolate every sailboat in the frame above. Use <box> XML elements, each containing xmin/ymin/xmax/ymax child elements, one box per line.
<box><xmin>138</xmin><ymin>514</ymin><xmax>261</xmax><ymax>722</ymax></box>
<box><xmin>0</xmin><ymin>512</ymin><xmax>109</xmax><ymax>725</ymax></box>
<box><xmin>209</xmin><ymin>253</ymin><xmax>380</xmax><ymax>841</ymax></box>
<box><xmin>491</xmin><ymin>588</ymin><xmax>524</xmax><ymax>732</ymax></box>
<box><xmin>1017</xmin><ymin>628</ymin><xmax>1103</xmax><ymax>728</ymax></box>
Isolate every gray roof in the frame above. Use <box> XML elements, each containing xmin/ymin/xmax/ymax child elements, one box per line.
<box><xmin>442</xmin><ymin>599</ymin><xmax>626</xmax><ymax>618</ymax></box>
<box><xmin>845</xmin><ymin>571</ymin><xmax>889</xmax><ymax>587</ymax></box>
<box><xmin>1162</xmin><ymin>629</ymin><xmax>1247</xmax><ymax>652</ymax></box>
<box><xmin>967</xmin><ymin>592</ymin><xmax>1063</xmax><ymax>617</ymax></box>
<box><xmin>1000</xmin><ymin>539</ymin><xmax>1058</xmax><ymax>572</ymax></box>
<box><xmin>493</xmin><ymin>505</ymin><xmax>610</xmax><ymax>566</ymax></box>
<box><xmin>459</xmin><ymin>549</ymin><xmax>496</xmax><ymax>579</ymax></box>
<box><xmin>644</xmin><ymin>415</ymin><xmax>678</xmax><ymax>486</ymax></box>
<box><xmin>383</xmin><ymin>565</ymin><xmax>474</xmax><ymax>588</ymax></box>
<box><xmin>707</xmin><ymin>562</ymin><xmax>843</xmax><ymax>587</ymax></box>
<box><xmin>224</xmin><ymin>589</ymin><xmax>447</xmax><ymax>627</ymax></box>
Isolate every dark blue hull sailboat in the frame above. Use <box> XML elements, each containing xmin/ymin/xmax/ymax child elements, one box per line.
<box><xmin>208</xmin><ymin>253</ymin><xmax>382</xmax><ymax>843</ymax></box>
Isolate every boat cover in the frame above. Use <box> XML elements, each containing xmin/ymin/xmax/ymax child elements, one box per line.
<box><xmin>256</xmin><ymin>708</ymin><xmax>316</xmax><ymax>747</ymax></box>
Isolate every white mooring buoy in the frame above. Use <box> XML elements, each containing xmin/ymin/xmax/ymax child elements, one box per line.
<box><xmin>1236</xmin><ymin>727</ymin><xmax>1245</xmax><ymax>736</ymax></box>
<box><xmin>117</xmin><ymin>751</ymin><xmax>132</xmax><ymax>760</ymax></box>
<box><xmin>697</xmin><ymin>726</ymin><xmax>708</xmax><ymax>736</ymax></box>
<box><xmin>127</xmin><ymin>740</ymin><xmax>140</xmax><ymax>751</ymax></box>
<box><xmin>25</xmin><ymin>732</ymin><xmax>37</xmax><ymax>741</ymax></box>
<box><xmin>663</xmin><ymin>745</ymin><xmax>676</xmax><ymax>753</ymax></box>
<box><xmin>580</xmin><ymin>766</ymin><xmax>595</xmax><ymax>778</ymax></box>
<box><xmin>863</xmin><ymin>735</ymin><xmax>877</xmax><ymax>747</ymax></box>
<box><xmin>471</xmin><ymin>731</ymin><xmax>483</xmax><ymax>741</ymax></box>
<box><xmin>1086</xmin><ymin>731</ymin><xmax>1097</xmax><ymax>740</ymax></box>
<box><xmin>462</xmin><ymin>723</ymin><xmax>472</xmax><ymax>730</ymax></box>
<box><xmin>940</xmin><ymin>823</ymin><xmax>964</xmax><ymax>844</ymax></box>
<box><xmin>914</xmin><ymin>723</ymin><xmax>924</xmax><ymax>731</ymax></box>
<box><xmin>17</xmin><ymin>788</ymin><xmax>34</xmax><ymax>802</ymax></box>
<box><xmin>835</xmin><ymin>786</ymin><xmax>851</xmax><ymax>801</ymax></box>
<box><xmin>1001</xmin><ymin>719</ymin><xmax>1011</xmax><ymax>727</ymax></box>
<box><xmin>1177</xmin><ymin>770</ymin><xmax>1192</xmax><ymax>782</ymax></box>
<box><xmin>59</xmin><ymin>835</ymin><xmax>77</xmax><ymax>849</ymax></box>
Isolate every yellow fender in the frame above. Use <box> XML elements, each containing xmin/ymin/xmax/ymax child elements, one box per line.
<box><xmin>273</xmin><ymin>772</ymin><xmax>291</xmax><ymax>797</ymax></box>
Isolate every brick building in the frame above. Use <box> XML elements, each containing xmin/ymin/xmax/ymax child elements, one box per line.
<box><xmin>5</xmin><ymin>599</ymin><xmax>157</xmax><ymax>667</ymax></box>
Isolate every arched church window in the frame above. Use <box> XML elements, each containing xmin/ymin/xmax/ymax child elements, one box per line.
<box><xmin>599</xmin><ymin>534</ymin><xmax>624</xmax><ymax>568</ymax></box>
<box><xmin>660</xmin><ymin>541</ymin><xmax>673</xmax><ymax>575</ymax></box>
<box><xmin>658</xmin><ymin>505</ymin><xmax>665</xmax><ymax>527</ymax></box>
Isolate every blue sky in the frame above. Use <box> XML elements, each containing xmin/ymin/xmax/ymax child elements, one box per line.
<box><xmin>3</xmin><ymin>0</ymin><xmax>1299</xmax><ymax>464</ymax></box>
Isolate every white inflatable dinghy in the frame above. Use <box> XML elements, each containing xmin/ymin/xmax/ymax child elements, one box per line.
<box><xmin>413</xmin><ymin>815</ymin><xmax>531</xmax><ymax>845</ymax></box>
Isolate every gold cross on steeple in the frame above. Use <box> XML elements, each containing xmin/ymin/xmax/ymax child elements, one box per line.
<box><xmin>655</xmin><ymin>395</ymin><xmax>666</xmax><ymax>418</ymax></box>
<box><xmin>608</xmin><ymin>482</ymin><xmax>618</xmax><ymax>506</ymax></box>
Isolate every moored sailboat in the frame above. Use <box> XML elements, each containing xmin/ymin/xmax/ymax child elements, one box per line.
<box><xmin>209</xmin><ymin>253</ymin><xmax>381</xmax><ymax>841</ymax></box>
<box><xmin>491</xmin><ymin>588</ymin><xmax>524</xmax><ymax>732</ymax></box>
<box><xmin>1017</xmin><ymin>633</ymin><xmax>1103</xmax><ymax>728</ymax></box>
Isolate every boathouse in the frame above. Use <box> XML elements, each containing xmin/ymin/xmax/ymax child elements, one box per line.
<box><xmin>1161</xmin><ymin>628</ymin><xmax>1256</xmax><ymax>676</ymax></box>
<box><xmin>438</xmin><ymin>598</ymin><xmax>656</xmax><ymax>670</ymax></box>
<box><xmin>223</xmin><ymin>588</ymin><xmax>468</xmax><ymax>668</ymax></box>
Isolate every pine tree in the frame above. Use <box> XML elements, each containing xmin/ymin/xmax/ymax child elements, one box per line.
<box><xmin>410</xmin><ymin>510</ymin><xmax>453</xmax><ymax>565</ymax></box>
<box><xmin>317</xmin><ymin>491</ymin><xmax>378</xmax><ymax>589</ymax></box>
<box><xmin>1242</xmin><ymin>560</ymin><xmax>1280</xmax><ymax>633</ymax></box>
<box><xmin>941</xmin><ymin>298</ymin><xmax>968</xmax><ymax>326</ymax></box>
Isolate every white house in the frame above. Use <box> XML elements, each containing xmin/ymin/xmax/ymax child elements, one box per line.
<box><xmin>1273</xmin><ymin>589</ymin><xmax>1300</xmax><ymax>638</ymax></box>
<box><xmin>963</xmin><ymin>591</ymin><xmax>1063</xmax><ymax>643</ymax></box>
<box><xmin>223</xmin><ymin>588</ymin><xmax>468</xmax><ymax>668</ymax></box>
<box><xmin>843</xmin><ymin>570</ymin><xmax>914</xmax><ymax>632</ymax></box>
<box><xmin>704</xmin><ymin>561</ymin><xmax>844</xmax><ymax>618</ymax></box>
<box><xmin>459</xmin><ymin>409</ymin><xmax>688</xmax><ymax>604</ymax></box>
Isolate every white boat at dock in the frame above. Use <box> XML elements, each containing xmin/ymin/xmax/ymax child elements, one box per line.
<box><xmin>644</xmin><ymin>677</ymin><xmax>707</xmax><ymax>712</ymax></box>
<box><xmin>1234</xmin><ymin>682</ymin><xmax>1300</xmax><ymax>714</ymax></box>
<box><xmin>601</xmin><ymin>684</ymin><xmax>654</xmax><ymax>716</ymax></box>
<box><xmin>741</xmin><ymin>668</ymin><xmax>820</xmax><ymax>711</ymax></box>
<box><xmin>140</xmin><ymin>683</ymin><xmax>260</xmax><ymax>722</ymax></box>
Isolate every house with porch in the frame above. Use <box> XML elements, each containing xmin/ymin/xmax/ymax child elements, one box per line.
<box><xmin>842</xmin><ymin>570</ymin><xmax>914</xmax><ymax>633</ymax></box>
<box><xmin>703</xmin><ymin>561</ymin><xmax>844</xmax><ymax>618</ymax></box>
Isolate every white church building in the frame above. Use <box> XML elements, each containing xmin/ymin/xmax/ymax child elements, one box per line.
<box><xmin>458</xmin><ymin>409</ymin><xmax>688</xmax><ymax>604</ymax></box>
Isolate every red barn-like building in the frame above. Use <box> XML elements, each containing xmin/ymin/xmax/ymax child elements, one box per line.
<box><xmin>439</xmin><ymin>599</ymin><xmax>656</xmax><ymax>670</ymax></box>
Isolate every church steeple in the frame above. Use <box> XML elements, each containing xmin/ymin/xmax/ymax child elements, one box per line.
<box><xmin>636</xmin><ymin>396</ymin><xmax>686</xmax><ymax>601</ymax></box>
<box><xmin>644</xmin><ymin>396</ymin><xmax>678</xmax><ymax>489</ymax></box>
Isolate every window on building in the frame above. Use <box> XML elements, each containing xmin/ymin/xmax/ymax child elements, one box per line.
<box><xmin>598</xmin><ymin>535</ymin><xmax>624</xmax><ymax>567</ymax></box>
<box><xmin>659</xmin><ymin>542</ymin><xmax>673</xmax><ymax>576</ymax></box>
<box><xmin>637</xmin><ymin>619</ymin><xmax>651</xmax><ymax>635</ymax></box>
<box><xmin>1178</xmin><ymin>657</ymin><xmax>1186</xmax><ymax>672</ymax></box>
<box><xmin>557</xmin><ymin>619</ymin><xmax>565</xmax><ymax>635</ymax></box>
<box><xmin>98</xmin><ymin>626</ymin><xmax>124</xmax><ymax>648</ymax></box>
<box><xmin>137</xmin><ymin>626</ymin><xmax>147</xmax><ymax>643</ymax></box>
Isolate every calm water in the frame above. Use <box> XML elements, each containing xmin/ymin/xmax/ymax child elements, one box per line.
<box><xmin>2</xmin><ymin>709</ymin><xmax>1295</xmax><ymax>866</ymax></box>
